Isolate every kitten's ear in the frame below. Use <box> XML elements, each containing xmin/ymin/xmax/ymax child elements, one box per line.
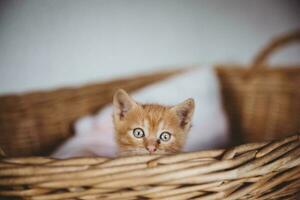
<box><xmin>171</xmin><ymin>98</ymin><xmax>195</xmax><ymax>129</ymax></box>
<box><xmin>113</xmin><ymin>89</ymin><xmax>137</xmax><ymax>120</ymax></box>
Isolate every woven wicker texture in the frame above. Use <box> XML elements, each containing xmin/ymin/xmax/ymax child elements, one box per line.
<box><xmin>0</xmin><ymin>134</ymin><xmax>299</xmax><ymax>200</ymax></box>
<box><xmin>216</xmin><ymin>30</ymin><xmax>300</xmax><ymax>143</ymax></box>
<box><xmin>0</xmin><ymin>69</ymin><xmax>183</xmax><ymax>157</ymax></box>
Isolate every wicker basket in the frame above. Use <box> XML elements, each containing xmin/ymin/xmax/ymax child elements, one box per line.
<box><xmin>216</xmin><ymin>30</ymin><xmax>300</xmax><ymax>143</ymax></box>
<box><xmin>1</xmin><ymin>31</ymin><xmax>300</xmax><ymax>199</ymax></box>
<box><xmin>0</xmin><ymin>134</ymin><xmax>299</xmax><ymax>200</ymax></box>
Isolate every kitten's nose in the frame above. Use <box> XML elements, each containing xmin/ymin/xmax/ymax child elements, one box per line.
<box><xmin>146</xmin><ymin>145</ymin><xmax>157</xmax><ymax>153</ymax></box>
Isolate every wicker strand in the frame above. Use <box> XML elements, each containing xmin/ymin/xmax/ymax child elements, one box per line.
<box><xmin>0</xmin><ymin>134</ymin><xmax>299</xmax><ymax>200</ymax></box>
<box><xmin>252</xmin><ymin>29</ymin><xmax>300</xmax><ymax>68</ymax></box>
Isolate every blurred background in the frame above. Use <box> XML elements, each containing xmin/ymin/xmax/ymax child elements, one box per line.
<box><xmin>0</xmin><ymin>0</ymin><xmax>300</xmax><ymax>158</ymax></box>
<box><xmin>0</xmin><ymin>0</ymin><xmax>300</xmax><ymax>94</ymax></box>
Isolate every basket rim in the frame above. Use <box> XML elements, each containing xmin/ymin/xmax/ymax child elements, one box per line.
<box><xmin>0</xmin><ymin>134</ymin><xmax>299</xmax><ymax>200</ymax></box>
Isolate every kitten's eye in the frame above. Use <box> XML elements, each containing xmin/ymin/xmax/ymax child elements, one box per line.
<box><xmin>159</xmin><ymin>132</ymin><xmax>171</xmax><ymax>142</ymax></box>
<box><xmin>133</xmin><ymin>128</ymin><xmax>145</xmax><ymax>138</ymax></box>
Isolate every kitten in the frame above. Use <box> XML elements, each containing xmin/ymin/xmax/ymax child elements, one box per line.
<box><xmin>113</xmin><ymin>89</ymin><xmax>195</xmax><ymax>156</ymax></box>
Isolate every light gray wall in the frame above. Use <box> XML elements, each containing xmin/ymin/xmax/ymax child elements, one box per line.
<box><xmin>0</xmin><ymin>0</ymin><xmax>299</xmax><ymax>94</ymax></box>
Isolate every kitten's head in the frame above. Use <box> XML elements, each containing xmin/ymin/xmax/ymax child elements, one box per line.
<box><xmin>113</xmin><ymin>89</ymin><xmax>195</xmax><ymax>156</ymax></box>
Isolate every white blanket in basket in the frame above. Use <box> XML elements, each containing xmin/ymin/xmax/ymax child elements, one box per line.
<box><xmin>52</xmin><ymin>66</ymin><xmax>229</xmax><ymax>158</ymax></box>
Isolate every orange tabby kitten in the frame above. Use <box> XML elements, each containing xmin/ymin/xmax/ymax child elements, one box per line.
<box><xmin>113</xmin><ymin>89</ymin><xmax>195</xmax><ymax>156</ymax></box>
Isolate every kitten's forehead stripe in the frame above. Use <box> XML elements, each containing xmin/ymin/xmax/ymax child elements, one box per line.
<box><xmin>158</xmin><ymin>121</ymin><xmax>164</xmax><ymax>131</ymax></box>
<box><xmin>144</xmin><ymin>119</ymin><xmax>150</xmax><ymax>136</ymax></box>
<box><xmin>142</xmin><ymin>105</ymin><xmax>168</xmax><ymax>129</ymax></box>
<box><xmin>142</xmin><ymin>104</ymin><xmax>173</xmax><ymax>136</ymax></box>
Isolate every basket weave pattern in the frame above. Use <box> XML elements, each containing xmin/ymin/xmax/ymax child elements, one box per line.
<box><xmin>0</xmin><ymin>31</ymin><xmax>300</xmax><ymax>200</ymax></box>
<box><xmin>0</xmin><ymin>69</ymin><xmax>183</xmax><ymax>157</ymax></box>
<box><xmin>216</xmin><ymin>30</ymin><xmax>300</xmax><ymax>143</ymax></box>
<box><xmin>0</xmin><ymin>134</ymin><xmax>299</xmax><ymax>200</ymax></box>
